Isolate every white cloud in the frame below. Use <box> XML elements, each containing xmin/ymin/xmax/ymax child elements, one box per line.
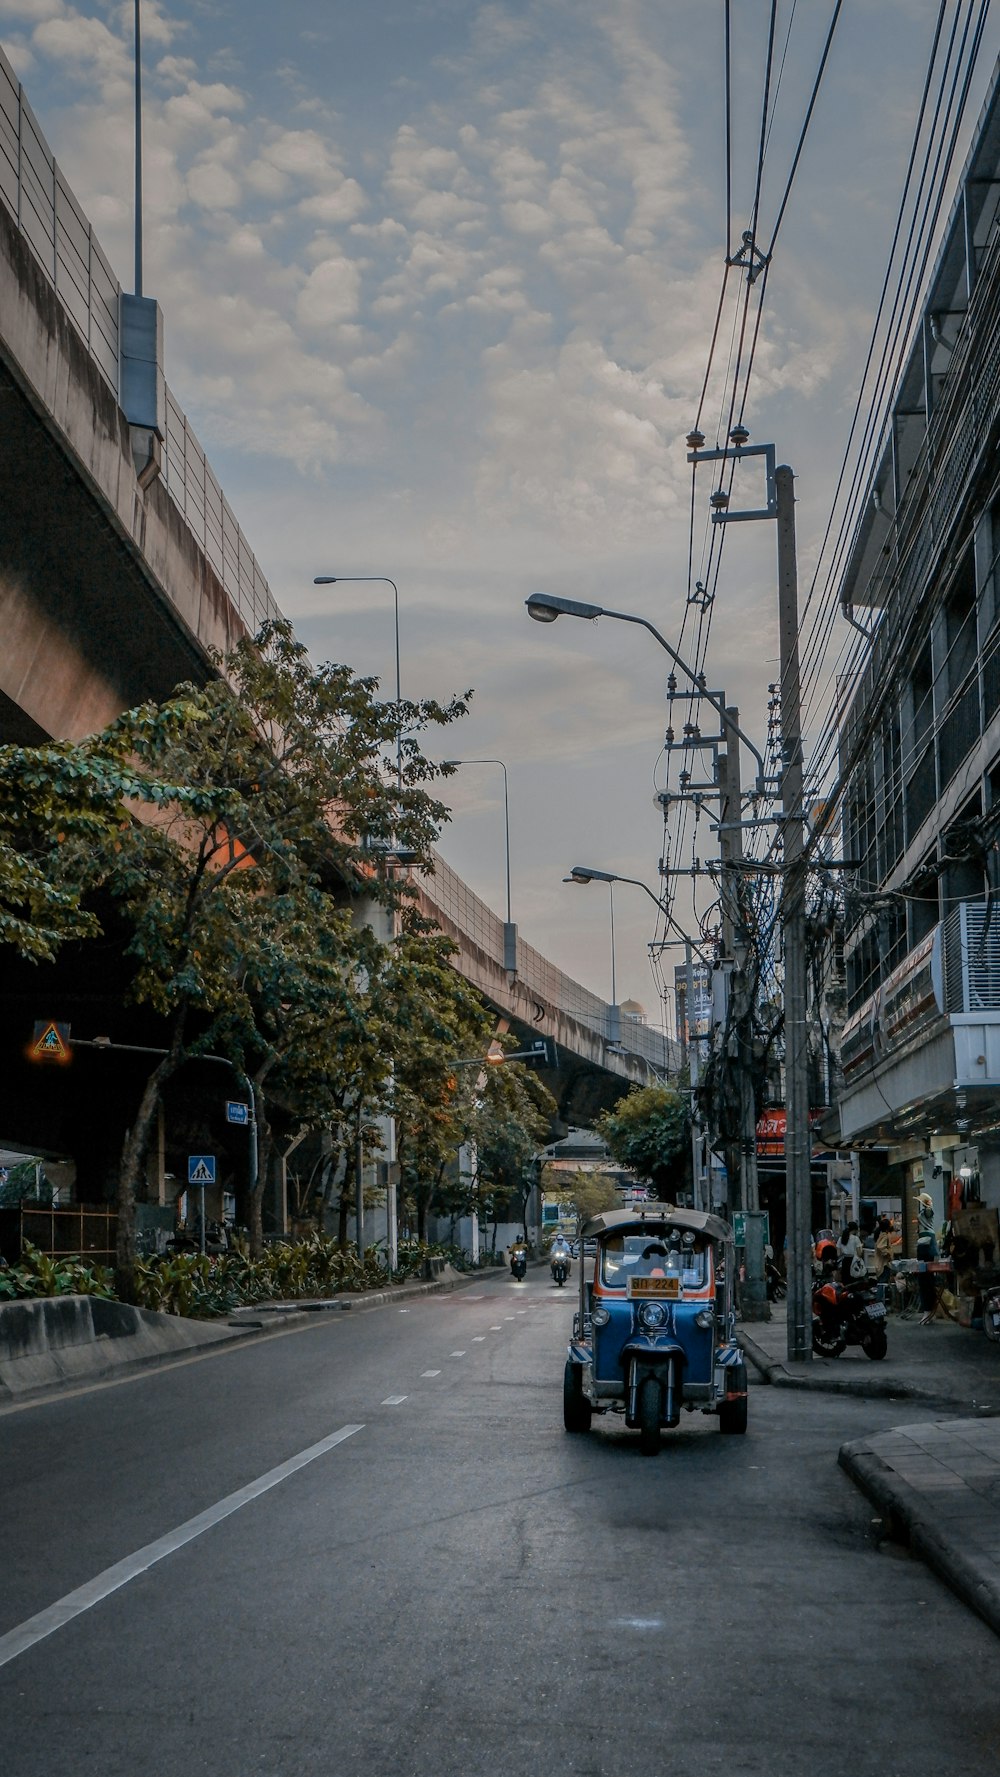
<box><xmin>187</xmin><ymin>156</ymin><xmax>241</xmax><ymax>210</ymax></box>
<box><xmin>296</xmin><ymin>253</ymin><xmax>362</xmax><ymax>330</ymax></box>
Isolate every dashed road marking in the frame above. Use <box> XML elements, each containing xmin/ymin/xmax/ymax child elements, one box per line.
<box><xmin>472</xmin><ymin>1336</ymin><xmax>486</xmax><ymax>1342</ymax></box>
<box><xmin>382</xmin><ymin>1395</ymin><xmax>408</xmax><ymax>1405</ymax></box>
<box><xmin>450</xmin><ymin>1351</ymin><xmax>466</xmax><ymax>1357</ymax></box>
<box><xmin>421</xmin><ymin>1370</ymin><xmax>441</xmax><ymax>1378</ymax></box>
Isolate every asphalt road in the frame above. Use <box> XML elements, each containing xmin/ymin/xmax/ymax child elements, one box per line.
<box><xmin>2</xmin><ymin>1271</ymin><xmax>998</xmax><ymax>1777</ymax></box>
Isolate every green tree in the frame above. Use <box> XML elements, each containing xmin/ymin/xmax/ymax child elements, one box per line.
<box><xmin>387</xmin><ymin>931</ymin><xmax>493</xmax><ymax>1242</ymax></box>
<box><xmin>82</xmin><ymin>620</ymin><xmax>468</xmax><ymax>1293</ymax></box>
<box><xmin>0</xmin><ymin>710</ymin><xmax>213</xmax><ymax>962</ymax></box>
<box><xmin>563</xmin><ymin>1166</ymin><xmax>621</xmax><ymax>1226</ymax></box>
<box><xmin>468</xmin><ymin>1061</ymin><xmax>556</xmax><ymax>1244</ymax></box>
<box><xmin>597</xmin><ymin>1085</ymin><xmax>688</xmax><ymax>1197</ymax></box>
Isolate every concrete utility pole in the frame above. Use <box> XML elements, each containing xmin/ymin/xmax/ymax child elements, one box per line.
<box><xmin>685</xmin><ymin>941</ymin><xmax>705</xmax><ymax>1211</ymax></box>
<box><xmin>776</xmin><ymin>464</ymin><xmax>811</xmax><ymax>1364</ymax></box>
<box><xmin>720</xmin><ymin>709</ymin><xmax>767</xmax><ymax>1319</ymax></box>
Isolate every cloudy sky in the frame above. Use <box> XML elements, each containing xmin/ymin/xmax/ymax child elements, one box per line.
<box><xmin>2</xmin><ymin>1</ymin><xmax>998</xmax><ymax>1029</ymax></box>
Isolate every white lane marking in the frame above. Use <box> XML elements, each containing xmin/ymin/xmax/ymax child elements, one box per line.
<box><xmin>382</xmin><ymin>1395</ymin><xmax>408</xmax><ymax>1405</ymax></box>
<box><xmin>421</xmin><ymin>1370</ymin><xmax>441</xmax><ymax>1378</ymax></box>
<box><xmin>504</xmin><ymin>1316</ymin><xmax>515</xmax><ymax>1321</ymax></box>
<box><xmin>472</xmin><ymin>1336</ymin><xmax>486</xmax><ymax>1342</ymax></box>
<box><xmin>465</xmin><ymin>1294</ymin><xmax>484</xmax><ymax>1300</ymax></box>
<box><xmin>450</xmin><ymin>1350</ymin><xmax>466</xmax><ymax>1357</ymax></box>
<box><xmin>0</xmin><ymin>1424</ymin><xmax>363</xmax><ymax>1671</ymax></box>
<box><xmin>398</xmin><ymin>1309</ymin><xmax>410</xmax><ymax>1314</ymax></box>
<box><xmin>516</xmin><ymin>1310</ymin><xmax>527</xmax><ymax>1315</ymax></box>
<box><xmin>490</xmin><ymin>1325</ymin><xmax>502</xmax><ymax>1331</ymax></box>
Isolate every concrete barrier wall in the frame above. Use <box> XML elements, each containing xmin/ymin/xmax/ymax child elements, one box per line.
<box><xmin>0</xmin><ymin>1294</ymin><xmax>238</xmax><ymax>1400</ymax></box>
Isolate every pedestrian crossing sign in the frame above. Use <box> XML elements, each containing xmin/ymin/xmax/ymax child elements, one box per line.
<box><xmin>29</xmin><ymin>1020</ymin><xmax>72</xmax><ymax>1064</ymax></box>
<box><xmin>188</xmin><ymin>1155</ymin><xmax>216</xmax><ymax>1186</ymax></box>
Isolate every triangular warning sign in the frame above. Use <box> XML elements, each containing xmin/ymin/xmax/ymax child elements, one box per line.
<box><xmin>189</xmin><ymin>1158</ymin><xmax>214</xmax><ymax>1185</ymax></box>
<box><xmin>30</xmin><ymin>1021</ymin><xmax>71</xmax><ymax>1063</ymax></box>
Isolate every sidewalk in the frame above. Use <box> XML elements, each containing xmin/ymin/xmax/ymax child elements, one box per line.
<box><xmin>738</xmin><ymin>1298</ymin><xmax>1000</xmax><ymax>1412</ymax></box>
<box><xmin>739</xmin><ymin>1301</ymin><xmax>1000</xmax><ymax>1636</ymax></box>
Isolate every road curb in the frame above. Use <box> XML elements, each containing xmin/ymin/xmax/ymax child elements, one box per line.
<box><xmin>838</xmin><ymin>1438</ymin><xmax>1000</xmax><ymax>1639</ymax></box>
<box><xmin>737</xmin><ymin>1328</ymin><xmax>964</xmax><ymax>1406</ymax></box>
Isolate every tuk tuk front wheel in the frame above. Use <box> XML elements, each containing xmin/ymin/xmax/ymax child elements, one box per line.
<box><xmin>719</xmin><ymin>1363</ymin><xmax>748</xmax><ymax>1435</ymax></box>
<box><xmin>563</xmin><ymin>1361</ymin><xmax>592</xmax><ymax>1434</ymax></box>
<box><xmin>637</xmin><ymin>1375</ymin><xmax>661</xmax><ymax>1455</ymax></box>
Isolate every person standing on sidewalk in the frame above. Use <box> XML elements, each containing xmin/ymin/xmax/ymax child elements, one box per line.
<box><xmin>838</xmin><ymin>1221</ymin><xmax>863</xmax><ymax>1285</ymax></box>
<box><xmin>873</xmin><ymin>1217</ymin><xmax>896</xmax><ymax>1279</ymax></box>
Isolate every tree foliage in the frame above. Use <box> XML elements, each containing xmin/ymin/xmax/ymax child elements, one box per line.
<box><xmin>597</xmin><ymin>1085</ymin><xmax>688</xmax><ymax>1195</ymax></box>
<box><xmin>31</xmin><ymin>620</ymin><xmax>470</xmax><ymax>1287</ymax></box>
<box><xmin>563</xmin><ymin>1167</ymin><xmax>621</xmax><ymax>1226</ymax></box>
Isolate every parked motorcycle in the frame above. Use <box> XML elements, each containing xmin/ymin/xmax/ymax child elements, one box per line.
<box><xmin>983</xmin><ymin>1284</ymin><xmax>1000</xmax><ymax>1343</ymax></box>
<box><xmin>812</xmin><ymin>1275</ymin><xmax>887</xmax><ymax>1359</ymax></box>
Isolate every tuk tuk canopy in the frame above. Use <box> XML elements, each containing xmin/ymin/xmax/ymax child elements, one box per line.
<box><xmin>580</xmin><ymin>1205</ymin><xmax>733</xmax><ymax>1245</ymax></box>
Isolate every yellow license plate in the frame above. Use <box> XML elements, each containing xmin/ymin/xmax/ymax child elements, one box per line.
<box><xmin>628</xmin><ymin>1275</ymin><xmax>680</xmax><ymax>1298</ymax></box>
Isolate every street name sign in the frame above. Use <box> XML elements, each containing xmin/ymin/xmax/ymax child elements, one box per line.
<box><xmin>226</xmin><ymin>1102</ymin><xmax>250</xmax><ymax>1125</ymax></box>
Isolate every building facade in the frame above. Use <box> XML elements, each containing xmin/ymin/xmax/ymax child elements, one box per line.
<box><xmin>833</xmin><ymin>66</ymin><xmax>1000</xmax><ymax>1250</ymax></box>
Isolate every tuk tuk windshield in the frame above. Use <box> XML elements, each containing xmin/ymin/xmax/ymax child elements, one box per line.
<box><xmin>600</xmin><ymin>1233</ymin><xmax>709</xmax><ymax>1291</ymax></box>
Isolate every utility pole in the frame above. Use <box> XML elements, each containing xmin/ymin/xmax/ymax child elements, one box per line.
<box><xmin>685</xmin><ymin>941</ymin><xmax>705</xmax><ymax>1210</ymax></box>
<box><xmin>715</xmin><ymin>734</ymin><xmax>739</xmax><ymax>1214</ymax></box>
<box><xmin>723</xmin><ymin>707</ymin><xmax>768</xmax><ymax>1319</ymax></box>
<box><xmin>777</xmin><ymin>464</ymin><xmax>811</xmax><ymax>1363</ymax></box>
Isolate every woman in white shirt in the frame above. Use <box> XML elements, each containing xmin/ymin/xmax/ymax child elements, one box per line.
<box><xmin>837</xmin><ymin>1221</ymin><xmax>863</xmax><ymax>1285</ymax></box>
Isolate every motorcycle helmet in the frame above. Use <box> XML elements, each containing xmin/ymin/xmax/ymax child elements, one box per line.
<box><xmin>815</xmin><ymin>1239</ymin><xmax>837</xmax><ymax>1264</ymax></box>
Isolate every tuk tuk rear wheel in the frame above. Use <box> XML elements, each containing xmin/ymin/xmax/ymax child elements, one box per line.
<box><xmin>563</xmin><ymin>1361</ymin><xmax>592</xmax><ymax>1433</ymax></box>
<box><xmin>637</xmin><ymin>1376</ymin><xmax>661</xmax><ymax>1455</ymax></box>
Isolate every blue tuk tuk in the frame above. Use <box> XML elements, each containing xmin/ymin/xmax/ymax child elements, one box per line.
<box><xmin>562</xmin><ymin>1205</ymin><xmax>747</xmax><ymax>1453</ymax></box>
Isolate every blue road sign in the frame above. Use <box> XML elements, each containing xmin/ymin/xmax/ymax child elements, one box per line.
<box><xmin>226</xmin><ymin>1102</ymin><xmax>250</xmax><ymax>1125</ymax></box>
<box><xmin>188</xmin><ymin>1155</ymin><xmax>216</xmax><ymax>1186</ymax></box>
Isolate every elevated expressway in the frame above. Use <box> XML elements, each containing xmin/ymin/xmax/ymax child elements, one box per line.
<box><xmin>0</xmin><ymin>46</ymin><xmax>676</xmax><ymax>1151</ymax></box>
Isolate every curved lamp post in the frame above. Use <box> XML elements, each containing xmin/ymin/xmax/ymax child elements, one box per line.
<box><xmin>443</xmin><ymin>757</ymin><xmax>517</xmax><ymax>979</ymax></box>
<box><xmin>565</xmin><ymin>865</ymin><xmax>714</xmax><ymax>969</ymax></box>
<box><xmin>564</xmin><ymin>868</ymin><xmax>711</xmax><ymax>1210</ymax></box>
<box><xmin>525</xmin><ymin>592</ymin><xmax>766</xmax><ymax>795</ymax></box>
<box><xmin>314</xmin><ymin>575</ymin><xmax>402</xmax><ymax>788</ymax></box>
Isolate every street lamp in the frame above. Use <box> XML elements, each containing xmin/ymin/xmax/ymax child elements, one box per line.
<box><xmin>564</xmin><ymin>868</ymin><xmax>618</xmax><ymax>1043</ymax></box>
<box><xmin>525</xmin><ymin>592</ymin><xmax>767</xmax><ymax>795</ymax></box>
<box><xmin>564</xmin><ymin>869</ymin><xmax>711</xmax><ymax>1211</ymax></box>
<box><xmin>314</xmin><ymin>575</ymin><xmax>402</xmax><ymax>787</ymax></box>
<box><xmin>564</xmin><ymin>865</ymin><xmax>714</xmax><ymax>969</ymax></box>
<box><xmin>443</xmin><ymin>757</ymin><xmax>517</xmax><ymax>979</ymax></box>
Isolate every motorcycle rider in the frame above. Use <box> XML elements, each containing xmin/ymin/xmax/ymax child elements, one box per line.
<box><xmin>509</xmin><ymin>1236</ymin><xmax>528</xmax><ymax>1276</ymax></box>
<box><xmin>549</xmin><ymin>1233</ymin><xmax>572</xmax><ymax>1276</ymax></box>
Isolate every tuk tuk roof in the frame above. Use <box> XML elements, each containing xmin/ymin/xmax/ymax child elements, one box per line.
<box><xmin>580</xmin><ymin>1204</ymin><xmax>733</xmax><ymax>1245</ymax></box>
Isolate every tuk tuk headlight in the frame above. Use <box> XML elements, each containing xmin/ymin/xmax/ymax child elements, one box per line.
<box><xmin>694</xmin><ymin>1307</ymin><xmax>714</xmax><ymax>1329</ymax></box>
<box><xmin>637</xmin><ymin>1301</ymin><xmax>667</xmax><ymax>1330</ymax></box>
<box><xmin>591</xmin><ymin>1305</ymin><xmax>610</xmax><ymax>1328</ymax></box>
